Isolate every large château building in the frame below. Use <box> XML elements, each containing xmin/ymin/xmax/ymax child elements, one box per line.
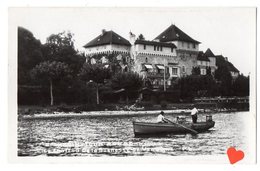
<box><xmin>83</xmin><ymin>25</ymin><xmax>239</xmax><ymax>89</ymax></box>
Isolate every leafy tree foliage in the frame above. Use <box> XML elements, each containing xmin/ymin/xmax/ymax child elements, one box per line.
<box><xmin>192</xmin><ymin>67</ymin><xmax>200</xmax><ymax>75</ymax></box>
<box><xmin>137</xmin><ymin>34</ymin><xmax>145</xmax><ymax>40</ymax></box>
<box><xmin>206</xmin><ymin>66</ymin><xmax>211</xmax><ymax>75</ymax></box>
<box><xmin>30</xmin><ymin>61</ymin><xmax>72</xmax><ymax>105</ymax></box>
<box><xmin>176</xmin><ymin>75</ymin><xmax>219</xmax><ymax>101</ymax></box>
<box><xmin>42</xmin><ymin>31</ymin><xmax>85</xmax><ymax>77</ymax></box>
<box><xmin>215</xmin><ymin>65</ymin><xmax>233</xmax><ymax>96</ymax></box>
<box><xmin>78</xmin><ymin>63</ymin><xmax>111</xmax><ymax>84</ymax></box>
<box><xmin>111</xmin><ymin>72</ymin><xmax>143</xmax><ymax>103</ymax></box>
<box><xmin>18</xmin><ymin>27</ymin><xmax>43</xmax><ymax>84</ymax></box>
<box><xmin>78</xmin><ymin>63</ymin><xmax>112</xmax><ymax>104</ymax></box>
<box><xmin>232</xmin><ymin>74</ymin><xmax>249</xmax><ymax>96</ymax></box>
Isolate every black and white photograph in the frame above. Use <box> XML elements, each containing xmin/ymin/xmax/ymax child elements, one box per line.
<box><xmin>8</xmin><ymin>7</ymin><xmax>256</xmax><ymax>164</ymax></box>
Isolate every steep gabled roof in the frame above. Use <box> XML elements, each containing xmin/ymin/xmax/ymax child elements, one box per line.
<box><xmin>204</xmin><ymin>48</ymin><xmax>215</xmax><ymax>57</ymax></box>
<box><xmin>227</xmin><ymin>61</ymin><xmax>239</xmax><ymax>72</ymax></box>
<box><xmin>154</xmin><ymin>24</ymin><xmax>200</xmax><ymax>44</ymax></box>
<box><xmin>84</xmin><ymin>30</ymin><xmax>131</xmax><ymax>48</ymax></box>
<box><xmin>215</xmin><ymin>55</ymin><xmax>239</xmax><ymax>73</ymax></box>
<box><xmin>197</xmin><ymin>51</ymin><xmax>210</xmax><ymax>61</ymax></box>
<box><xmin>135</xmin><ymin>39</ymin><xmax>176</xmax><ymax>48</ymax></box>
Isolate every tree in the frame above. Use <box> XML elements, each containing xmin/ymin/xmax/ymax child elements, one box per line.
<box><xmin>30</xmin><ymin>61</ymin><xmax>72</xmax><ymax>106</ymax></box>
<box><xmin>18</xmin><ymin>27</ymin><xmax>43</xmax><ymax>85</ymax></box>
<box><xmin>137</xmin><ymin>34</ymin><xmax>145</xmax><ymax>40</ymax></box>
<box><xmin>111</xmin><ymin>72</ymin><xmax>143</xmax><ymax>104</ymax></box>
<box><xmin>215</xmin><ymin>65</ymin><xmax>233</xmax><ymax>96</ymax></box>
<box><xmin>78</xmin><ymin>63</ymin><xmax>112</xmax><ymax>104</ymax></box>
<box><xmin>192</xmin><ymin>67</ymin><xmax>200</xmax><ymax>75</ymax></box>
<box><xmin>206</xmin><ymin>67</ymin><xmax>211</xmax><ymax>75</ymax></box>
<box><xmin>232</xmin><ymin>74</ymin><xmax>249</xmax><ymax>96</ymax></box>
<box><xmin>42</xmin><ymin>31</ymin><xmax>85</xmax><ymax>77</ymax></box>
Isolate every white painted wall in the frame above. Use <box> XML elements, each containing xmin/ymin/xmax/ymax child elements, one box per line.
<box><xmin>135</xmin><ymin>44</ymin><xmax>176</xmax><ymax>56</ymax></box>
<box><xmin>172</xmin><ymin>41</ymin><xmax>199</xmax><ymax>51</ymax></box>
<box><xmin>197</xmin><ymin>60</ymin><xmax>210</xmax><ymax>66</ymax></box>
<box><xmin>85</xmin><ymin>44</ymin><xmax>130</xmax><ymax>54</ymax></box>
<box><xmin>208</xmin><ymin>57</ymin><xmax>216</xmax><ymax>67</ymax></box>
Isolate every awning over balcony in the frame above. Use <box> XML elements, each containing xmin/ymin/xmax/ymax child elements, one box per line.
<box><xmin>156</xmin><ymin>65</ymin><xmax>165</xmax><ymax>70</ymax></box>
<box><xmin>144</xmin><ymin>64</ymin><xmax>153</xmax><ymax>69</ymax></box>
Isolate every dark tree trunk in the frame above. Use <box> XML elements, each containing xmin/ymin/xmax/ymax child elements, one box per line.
<box><xmin>50</xmin><ymin>79</ymin><xmax>53</xmax><ymax>106</ymax></box>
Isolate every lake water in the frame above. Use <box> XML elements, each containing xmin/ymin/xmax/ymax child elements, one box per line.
<box><xmin>18</xmin><ymin>111</ymin><xmax>249</xmax><ymax>156</ymax></box>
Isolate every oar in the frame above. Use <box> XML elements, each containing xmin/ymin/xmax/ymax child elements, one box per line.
<box><xmin>164</xmin><ymin>118</ymin><xmax>198</xmax><ymax>135</ymax></box>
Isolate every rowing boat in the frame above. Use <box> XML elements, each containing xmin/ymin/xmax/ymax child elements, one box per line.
<box><xmin>133</xmin><ymin>118</ymin><xmax>215</xmax><ymax>136</ymax></box>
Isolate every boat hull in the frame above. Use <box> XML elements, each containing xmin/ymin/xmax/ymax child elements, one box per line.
<box><xmin>133</xmin><ymin>121</ymin><xmax>215</xmax><ymax>136</ymax></box>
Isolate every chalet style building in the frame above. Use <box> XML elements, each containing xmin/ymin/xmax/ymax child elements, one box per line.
<box><xmin>83</xmin><ymin>24</ymin><xmax>239</xmax><ymax>89</ymax></box>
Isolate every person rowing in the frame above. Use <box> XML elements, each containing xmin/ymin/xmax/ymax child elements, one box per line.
<box><xmin>157</xmin><ymin>111</ymin><xmax>169</xmax><ymax>123</ymax></box>
<box><xmin>156</xmin><ymin>111</ymin><xmax>198</xmax><ymax>134</ymax></box>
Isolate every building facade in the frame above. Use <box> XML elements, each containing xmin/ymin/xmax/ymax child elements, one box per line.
<box><xmin>83</xmin><ymin>25</ymin><xmax>238</xmax><ymax>89</ymax></box>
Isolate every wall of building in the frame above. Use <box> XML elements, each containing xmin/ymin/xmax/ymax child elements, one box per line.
<box><xmin>208</xmin><ymin>57</ymin><xmax>217</xmax><ymax>73</ymax></box>
<box><xmin>85</xmin><ymin>44</ymin><xmax>130</xmax><ymax>54</ymax></box>
<box><xmin>135</xmin><ymin>44</ymin><xmax>176</xmax><ymax>56</ymax></box>
<box><xmin>197</xmin><ymin>60</ymin><xmax>210</xmax><ymax>67</ymax></box>
<box><xmin>172</xmin><ymin>41</ymin><xmax>199</xmax><ymax>51</ymax></box>
<box><xmin>175</xmin><ymin>50</ymin><xmax>198</xmax><ymax>76</ymax></box>
<box><xmin>133</xmin><ymin>50</ymin><xmax>196</xmax><ymax>80</ymax></box>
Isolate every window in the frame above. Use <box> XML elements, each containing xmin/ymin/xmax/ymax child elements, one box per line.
<box><xmin>200</xmin><ymin>68</ymin><xmax>206</xmax><ymax>75</ymax></box>
<box><xmin>187</xmin><ymin>43</ymin><xmax>190</xmax><ymax>49</ymax></box>
<box><xmin>182</xmin><ymin>66</ymin><xmax>185</xmax><ymax>73</ymax></box>
<box><xmin>154</xmin><ymin>45</ymin><xmax>156</xmax><ymax>51</ymax></box>
<box><xmin>193</xmin><ymin>43</ymin><xmax>196</xmax><ymax>49</ymax></box>
<box><xmin>160</xmin><ymin>46</ymin><xmax>163</xmax><ymax>51</ymax></box>
<box><xmin>166</xmin><ymin>66</ymin><xmax>169</xmax><ymax>74</ymax></box>
<box><xmin>171</xmin><ymin>47</ymin><xmax>173</xmax><ymax>53</ymax></box>
<box><xmin>145</xmin><ymin>57</ymin><xmax>148</xmax><ymax>63</ymax></box>
<box><xmin>157</xmin><ymin>46</ymin><xmax>160</xmax><ymax>51</ymax></box>
<box><xmin>144</xmin><ymin>45</ymin><xmax>146</xmax><ymax>50</ymax></box>
<box><xmin>172</xmin><ymin>68</ymin><xmax>178</xmax><ymax>75</ymax></box>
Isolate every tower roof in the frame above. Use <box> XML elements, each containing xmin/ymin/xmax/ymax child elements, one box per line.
<box><xmin>84</xmin><ymin>30</ymin><xmax>131</xmax><ymax>48</ymax></box>
<box><xmin>204</xmin><ymin>48</ymin><xmax>215</xmax><ymax>57</ymax></box>
<box><xmin>197</xmin><ymin>51</ymin><xmax>210</xmax><ymax>61</ymax></box>
<box><xmin>215</xmin><ymin>55</ymin><xmax>239</xmax><ymax>73</ymax></box>
<box><xmin>154</xmin><ymin>24</ymin><xmax>200</xmax><ymax>44</ymax></box>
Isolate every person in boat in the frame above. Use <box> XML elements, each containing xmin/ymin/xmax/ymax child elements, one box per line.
<box><xmin>191</xmin><ymin>106</ymin><xmax>198</xmax><ymax>123</ymax></box>
<box><xmin>157</xmin><ymin>111</ymin><xmax>168</xmax><ymax>123</ymax></box>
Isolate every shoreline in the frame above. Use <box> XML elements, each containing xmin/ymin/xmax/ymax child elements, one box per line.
<box><xmin>19</xmin><ymin>108</ymin><xmax>246</xmax><ymax>120</ymax></box>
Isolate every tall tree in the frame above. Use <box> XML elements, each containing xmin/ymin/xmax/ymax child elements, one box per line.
<box><xmin>78</xmin><ymin>63</ymin><xmax>111</xmax><ymax>104</ymax></box>
<box><xmin>232</xmin><ymin>74</ymin><xmax>249</xmax><ymax>96</ymax></box>
<box><xmin>30</xmin><ymin>61</ymin><xmax>72</xmax><ymax>106</ymax></box>
<box><xmin>215</xmin><ymin>65</ymin><xmax>233</xmax><ymax>96</ymax></box>
<box><xmin>42</xmin><ymin>31</ymin><xmax>85</xmax><ymax>77</ymax></box>
<box><xmin>18</xmin><ymin>27</ymin><xmax>43</xmax><ymax>85</ymax></box>
<box><xmin>111</xmin><ymin>72</ymin><xmax>143</xmax><ymax>104</ymax></box>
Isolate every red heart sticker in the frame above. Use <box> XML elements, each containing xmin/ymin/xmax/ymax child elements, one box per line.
<box><xmin>227</xmin><ymin>147</ymin><xmax>244</xmax><ymax>164</ymax></box>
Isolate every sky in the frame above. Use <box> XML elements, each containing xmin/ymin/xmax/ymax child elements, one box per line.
<box><xmin>10</xmin><ymin>7</ymin><xmax>256</xmax><ymax>75</ymax></box>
